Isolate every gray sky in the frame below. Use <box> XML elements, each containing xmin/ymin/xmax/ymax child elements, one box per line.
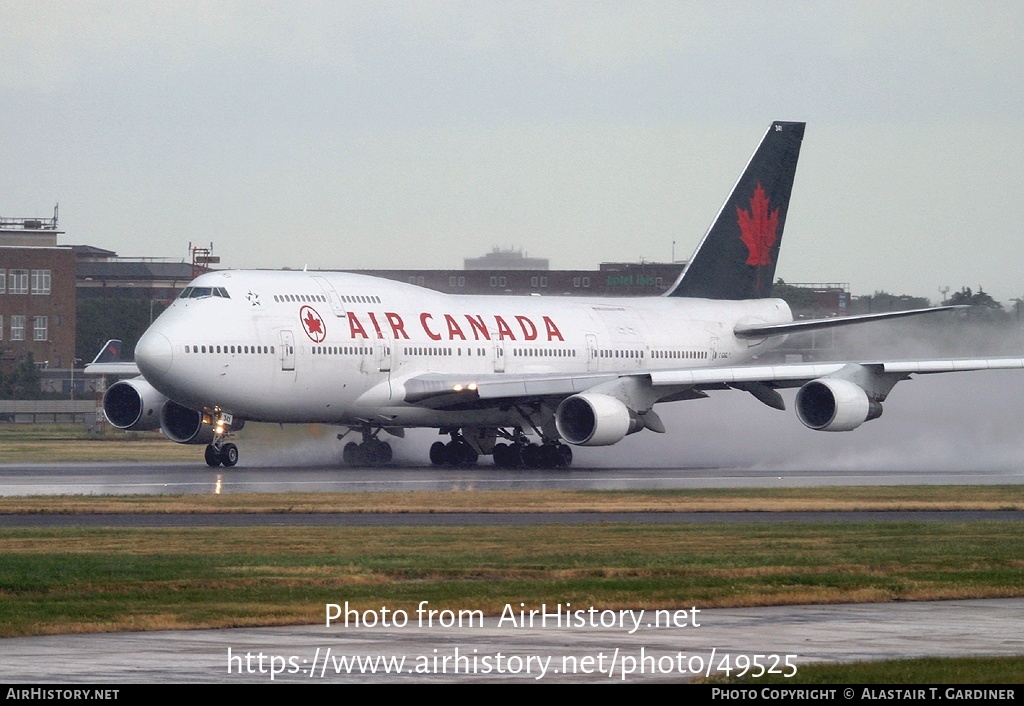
<box><xmin>2</xmin><ymin>1</ymin><xmax>1023</xmax><ymax>304</ymax></box>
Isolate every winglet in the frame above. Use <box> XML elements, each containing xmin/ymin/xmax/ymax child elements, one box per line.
<box><xmin>667</xmin><ymin>121</ymin><xmax>805</xmax><ymax>300</ymax></box>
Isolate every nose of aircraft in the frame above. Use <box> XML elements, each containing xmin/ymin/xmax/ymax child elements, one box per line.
<box><xmin>135</xmin><ymin>329</ymin><xmax>173</xmax><ymax>378</ymax></box>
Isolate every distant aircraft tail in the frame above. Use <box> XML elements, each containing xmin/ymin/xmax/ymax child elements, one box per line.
<box><xmin>667</xmin><ymin>121</ymin><xmax>805</xmax><ymax>300</ymax></box>
<box><xmin>89</xmin><ymin>339</ymin><xmax>123</xmax><ymax>365</ymax></box>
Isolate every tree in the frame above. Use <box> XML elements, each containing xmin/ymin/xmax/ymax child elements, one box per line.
<box><xmin>943</xmin><ymin>287</ymin><xmax>1006</xmax><ymax>320</ymax></box>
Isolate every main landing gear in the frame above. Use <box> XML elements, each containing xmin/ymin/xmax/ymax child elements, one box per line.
<box><xmin>492</xmin><ymin>439</ymin><xmax>572</xmax><ymax>470</ymax></box>
<box><xmin>427</xmin><ymin>428</ymin><xmax>574</xmax><ymax>469</ymax></box>
<box><xmin>339</xmin><ymin>425</ymin><xmax>394</xmax><ymax>467</ymax></box>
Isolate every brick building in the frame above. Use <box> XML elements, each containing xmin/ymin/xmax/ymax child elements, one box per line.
<box><xmin>0</xmin><ymin>210</ymin><xmax>77</xmax><ymax>373</ymax></box>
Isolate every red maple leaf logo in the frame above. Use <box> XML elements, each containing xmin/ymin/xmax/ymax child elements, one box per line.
<box><xmin>299</xmin><ymin>306</ymin><xmax>326</xmax><ymax>342</ymax></box>
<box><xmin>737</xmin><ymin>182</ymin><xmax>779</xmax><ymax>267</ymax></box>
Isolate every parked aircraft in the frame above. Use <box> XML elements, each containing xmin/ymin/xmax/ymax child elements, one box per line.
<box><xmin>92</xmin><ymin>122</ymin><xmax>1024</xmax><ymax>468</ymax></box>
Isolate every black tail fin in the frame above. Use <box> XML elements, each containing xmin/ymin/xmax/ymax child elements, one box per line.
<box><xmin>667</xmin><ymin>121</ymin><xmax>805</xmax><ymax>300</ymax></box>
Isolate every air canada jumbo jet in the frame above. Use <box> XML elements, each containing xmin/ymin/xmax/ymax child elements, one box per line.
<box><xmin>91</xmin><ymin>121</ymin><xmax>1024</xmax><ymax>469</ymax></box>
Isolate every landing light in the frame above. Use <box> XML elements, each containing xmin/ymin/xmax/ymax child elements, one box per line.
<box><xmin>453</xmin><ymin>384</ymin><xmax>464</xmax><ymax>392</ymax></box>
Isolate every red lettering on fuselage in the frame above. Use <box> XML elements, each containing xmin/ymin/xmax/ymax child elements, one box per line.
<box><xmin>543</xmin><ymin>316</ymin><xmax>564</xmax><ymax>342</ymax></box>
<box><xmin>385</xmin><ymin>312</ymin><xmax>409</xmax><ymax>339</ymax></box>
<box><xmin>367</xmin><ymin>312</ymin><xmax>384</xmax><ymax>339</ymax></box>
<box><xmin>494</xmin><ymin>316</ymin><xmax>516</xmax><ymax>341</ymax></box>
<box><xmin>444</xmin><ymin>314</ymin><xmax>466</xmax><ymax>340</ymax></box>
<box><xmin>516</xmin><ymin>315</ymin><xmax>538</xmax><ymax>341</ymax></box>
<box><xmin>343</xmin><ymin>311</ymin><xmax>563</xmax><ymax>342</ymax></box>
<box><xmin>420</xmin><ymin>313</ymin><xmax>442</xmax><ymax>341</ymax></box>
<box><xmin>347</xmin><ymin>312</ymin><xmax>368</xmax><ymax>339</ymax></box>
<box><xmin>465</xmin><ymin>315</ymin><xmax>490</xmax><ymax>341</ymax></box>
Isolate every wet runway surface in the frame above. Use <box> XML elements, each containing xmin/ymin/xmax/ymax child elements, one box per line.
<box><xmin>2</xmin><ymin>460</ymin><xmax>1023</xmax><ymax>496</ymax></box>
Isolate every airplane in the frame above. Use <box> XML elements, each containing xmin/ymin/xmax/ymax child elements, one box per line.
<box><xmin>91</xmin><ymin>121</ymin><xmax>1024</xmax><ymax>469</ymax></box>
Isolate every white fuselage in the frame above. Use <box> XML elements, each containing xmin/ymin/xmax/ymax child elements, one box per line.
<box><xmin>135</xmin><ymin>270</ymin><xmax>792</xmax><ymax>427</ymax></box>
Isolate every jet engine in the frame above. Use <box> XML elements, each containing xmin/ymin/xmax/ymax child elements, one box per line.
<box><xmin>160</xmin><ymin>400</ymin><xmax>216</xmax><ymax>445</ymax></box>
<box><xmin>795</xmin><ymin>378</ymin><xmax>882</xmax><ymax>432</ymax></box>
<box><xmin>555</xmin><ymin>392</ymin><xmax>644</xmax><ymax>446</ymax></box>
<box><xmin>103</xmin><ymin>379</ymin><xmax>167</xmax><ymax>431</ymax></box>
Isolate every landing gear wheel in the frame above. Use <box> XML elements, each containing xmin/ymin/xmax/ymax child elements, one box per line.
<box><xmin>204</xmin><ymin>444</ymin><xmax>221</xmax><ymax>467</ymax></box>
<box><xmin>221</xmin><ymin>443</ymin><xmax>239</xmax><ymax>467</ymax></box>
<box><xmin>557</xmin><ymin>444</ymin><xmax>573</xmax><ymax>468</ymax></box>
<box><xmin>429</xmin><ymin>441</ymin><xmax>447</xmax><ymax>466</ymax></box>
<box><xmin>343</xmin><ymin>442</ymin><xmax>359</xmax><ymax>465</ymax></box>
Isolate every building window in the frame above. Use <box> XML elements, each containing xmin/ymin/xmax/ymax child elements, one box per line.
<box><xmin>33</xmin><ymin>316</ymin><xmax>48</xmax><ymax>341</ymax></box>
<box><xmin>0</xmin><ymin>269</ymin><xmax>5</xmax><ymax>293</ymax></box>
<box><xmin>582</xmin><ymin>277</ymin><xmax>590</xmax><ymax>288</ymax></box>
<box><xmin>9</xmin><ymin>269</ymin><xmax>28</xmax><ymax>294</ymax></box>
<box><xmin>31</xmin><ymin>269</ymin><xmax>51</xmax><ymax>295</ymax></box>
<box><xmin>573</xmin><ymin>277</ymin><xmax>581</xmax><ymax>288</ymax></box>
<box><xmin>449</xmin><ymin>276</ymin><xmax>457</xmax><ymax>287</ymax></box>
<box><xmin>458</xmin><ymin>276</ymin><xmax>465</xmax><ymax>287</ymax></box>
<box><xmin>498</xmin><ymin>276</ymin><xmax>506</xmax><ymax>287</ymax></box>
<box><xmin>540</xmin><ymin>277</ymin><xmax>547</xmax><ymax>288</ymax></box>
<box><xmin>11</xmin><ymin>315</ymin><xmax>26</xmax><ymax>340</ymax></box>
<box><xmin>0</xmin><ymin>315</ymin><xmax>3</xmax><ymax>340</ymax></box>
<box><xmin>490</xmin><ymin>276</ymin><xmax>497</xmax><ymax>287</ymax></box>
<box><xmin>531</xmin><ymin>276</ymin><xmax>538</xmax><ymax>287</ymax></box>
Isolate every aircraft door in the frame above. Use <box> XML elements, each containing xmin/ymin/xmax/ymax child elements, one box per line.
<box><xmin>586</xmin><ymin>334</ymin><xmax>598</xmax><ymax>371</ymax></box>
<box><xmin>493</xmin><ymin>339</ymin><xmax>505</xmax><ymax>373</ymax></box>
<box><xmin>280</xmin><ymin>330</ymin><xmax>295</xmax><ymax>371</ymax></box>
<box><xmin>312</xmin><ymin>276</ymin><xmax>347</xmax><ymax>318</ymax></box>
<box><xmin>376</xmin><ymin>334</ymin><xmax>392</xmax><ymax>373</ymax></box>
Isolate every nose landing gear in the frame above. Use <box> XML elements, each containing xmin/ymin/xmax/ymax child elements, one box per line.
<box><xmin>204</xmin><ymin>412</ymin><xmax>240</xmax><ymax>467</ymax></box>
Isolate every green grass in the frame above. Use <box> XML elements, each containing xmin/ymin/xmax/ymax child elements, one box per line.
<box><xmin>2</xmin><ymin>521</ymin><xmax>1024</xmax><ymax>637</ymax></box>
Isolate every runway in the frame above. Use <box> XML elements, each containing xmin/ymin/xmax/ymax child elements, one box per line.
<box><xmin>2</xmin><ymin>460</ymin><xmax>1023</xmax><ymax>496</ymax></box>
<box><xmin>1</xmin><ymin>598</ymin><xmax>1021</xmax><ymax>683</ymax></box>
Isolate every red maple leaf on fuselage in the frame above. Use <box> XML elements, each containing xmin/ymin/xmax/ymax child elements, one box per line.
<box><xmin>304</xmin><ymin>311</ymin><xmax>323</xmax><ymax>334</ymax></box>
<box><xmin>737</xmin><ymin>182</ymin><xmax>779</xmax><ymax>267</ymax></box>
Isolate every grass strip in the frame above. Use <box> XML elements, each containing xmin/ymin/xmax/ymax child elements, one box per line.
<box><xmin>1</xmin><ymin>521</ymin><xmax>1023</xmax><ymax>637</ymax></box>
<box><xmin>1</xmin><ymin>487</ymin><xmax>1024</xmax><ymax>514</ymax></box>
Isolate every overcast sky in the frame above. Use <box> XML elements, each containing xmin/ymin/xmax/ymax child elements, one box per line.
<box><xmin>2</xmin><ymin>1</ymin><xmax>1022</xmax><ymax>304</ymax></box>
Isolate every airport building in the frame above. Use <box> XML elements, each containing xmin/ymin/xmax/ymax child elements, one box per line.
<box><xmin>0</xmin><ymin>209</ymin><xmax>77</xmax><ymax>373</ymax></box>
<box><xmin>350</xmin><ymin>257</ymin><xmax>687</xmax><ymax>297</ymax></box>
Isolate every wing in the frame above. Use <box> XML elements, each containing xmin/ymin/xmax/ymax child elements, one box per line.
<box><xmin>398</xmin><ymin>357</ymin><xmax>1024</xmax><ymax>437</ymax></box>
<box><xmin>83</xmin><ymin>362</ymin><xmax>141</xmax><ymax>376</ymax></box>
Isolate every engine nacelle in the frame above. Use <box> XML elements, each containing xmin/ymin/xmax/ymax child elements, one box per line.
<box><xmin>103</xmin><ymin>379</ymin><xmax>167</xmax><ymax>431</ymax></box>
<box><xmin>160</xmin><ymin>400</ymin><xmax>215</xmax><ymax>445</ymax></box>
<box><xmin>555</xmin><ymin>392</ymin><xmax>644</xmax><ymax>446</ymax></box>
<box><xmin>796</xmin><ymin>378</ymin><xmax>883</xmax><ymax>432</ymax></box>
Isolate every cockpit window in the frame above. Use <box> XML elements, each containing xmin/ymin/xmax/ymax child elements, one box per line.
<box><xmin>179</xmin><ymin>286</ymin><xmax>230</xmax><ymax>299</ymax></box>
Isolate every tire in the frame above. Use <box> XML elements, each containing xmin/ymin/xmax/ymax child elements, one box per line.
<box><xmin>204</xmin><ymin>445</ymin><xmax>221</xmax><ymax>467</ymax></box>
<box><xmin>557</xmin><ymin>444</ymin><xmax>573</xmax><ymax>468</ymax></box>
<box><xmin>429</xmin><ymin>441</ymin><xmax>448</xmax><ymax>466</ymax></box>
<box><xmin>221</xmin><ymin>443</ymin><xmax>239</xmax><ymax>467</ymax></box>
<box><xmin>343</xmin><ymin>442</ymin><xmax>359</xmax><ymax>465</ymax></box>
